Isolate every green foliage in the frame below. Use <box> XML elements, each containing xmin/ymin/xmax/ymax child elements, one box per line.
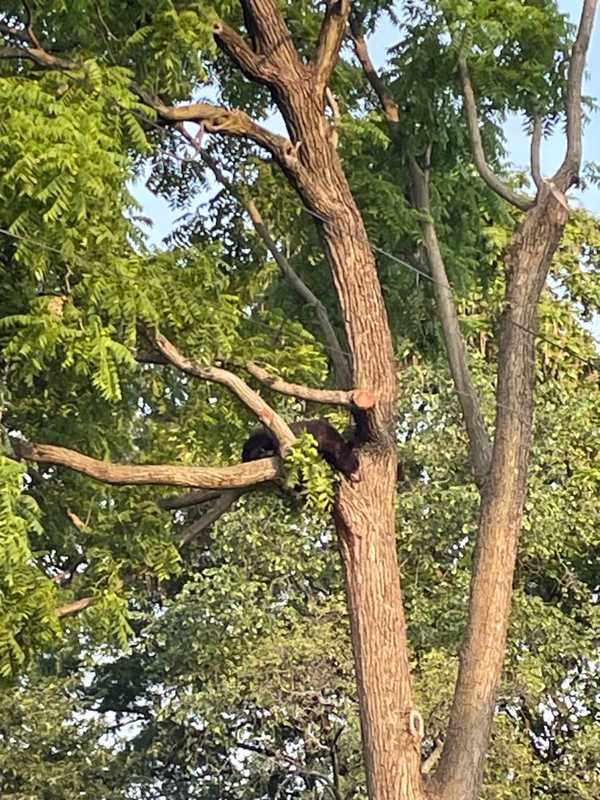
<box><xmin>0</xmin><ymin>454</ymin><xmax>60</xmax><ymax>679</ymax></box>
<box><xmin>0</xmin><ymin>0</ymin><xmax>598</xmax><ymax>797</ymax></box>
<box><xmin>284</xmin><ymin>432</ymin><xmax>338</xmax><ymax>514</ymax></box>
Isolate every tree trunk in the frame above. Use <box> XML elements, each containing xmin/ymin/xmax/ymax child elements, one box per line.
<box><xmin>336</xmin><ymin>452</ymin><xmax>425</xmax><ymax>800</ymax></box>
<box><xmin>432</xmin><ymin>185</ymin><xmax>570</xmax><ymax>800</ymax></box>
<box><xmin>273</xmin><ymin>71</ymin><xmax>427</xmax><ymax>800</ymax></box>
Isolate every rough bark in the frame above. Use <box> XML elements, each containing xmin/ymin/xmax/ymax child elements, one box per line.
<box><xmin>335</xmin><ymin>451</ymin><xmax>424</xmax><ymax>800</ymax></box>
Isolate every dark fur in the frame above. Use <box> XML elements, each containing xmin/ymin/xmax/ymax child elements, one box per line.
<box><xmin>242</xmin><ymin>419</ymin><xmax>359</xmax><ymax>481</ymax></box>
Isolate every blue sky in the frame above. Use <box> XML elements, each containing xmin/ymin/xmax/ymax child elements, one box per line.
<box><xmin>136</xmin><ymin>0</ymin><xmax>599</xmax><ymax>238</ymax></box>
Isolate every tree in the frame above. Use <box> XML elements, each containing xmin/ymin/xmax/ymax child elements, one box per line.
<box><xmin>0</xmin><ymin>2</ymin><xmax>598</xmax><ymax>800</ymax></box>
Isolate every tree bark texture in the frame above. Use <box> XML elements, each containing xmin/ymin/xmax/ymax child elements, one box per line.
<box><xmin>336</xmin><ymin>451</ymin><xmax>424</xmax><ymax>800</ymax></box>
<box><xmin>288</xmin><ymin>90</ymin><xmax>427</xmax><ymax>800</ymax></box>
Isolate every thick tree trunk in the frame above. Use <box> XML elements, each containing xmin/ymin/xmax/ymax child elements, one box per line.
<box><xmin>272</xmin><ymin>67</ymin><xmax>427</xmax><ymax>800</ymax></box>
<box><xmin>336</xmin><ymin>452</ymin><xmax>425</xmax><ymax>800</ymax></box>
<box><xmin>431</xmin><ymin>186</ymin><xmax>569</xmax><ymax>800</ymax></box>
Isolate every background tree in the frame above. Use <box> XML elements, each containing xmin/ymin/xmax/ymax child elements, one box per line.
<box><xmin>0</xmin><ymin>2</ymin><xmax>598</xmax><ymax>800</ymax></box>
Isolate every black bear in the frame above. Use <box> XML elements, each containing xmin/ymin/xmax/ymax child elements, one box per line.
<box><xmin>242</xmin><ymin>419</ymin><xmax>360</xmax><ymax>482</ymax></box>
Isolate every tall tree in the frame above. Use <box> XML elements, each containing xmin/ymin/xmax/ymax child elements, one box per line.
<box><xmin>0</xmin><ymin>2</ymin><xmax>597</xmax><ymax>799</ymax></box>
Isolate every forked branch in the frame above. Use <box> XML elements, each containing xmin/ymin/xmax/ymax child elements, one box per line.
<box><xmin>212</xmin><ymin>19</ymin><xmax>273</xmax><ymax>84</ymax></box>
<box><xmin>150</xmin><ymin>97</ymin><xmax>295</xmax><ymax>167</ymax></box>
<box><xmin>150</xmin><ymin>331</ymin><xmax>297</xmax><ymax>452</ymax></box>
<box><xmin>239</xmin><ymin>0</ymin><xmax>300</xmax><ymax>69</ymax></box>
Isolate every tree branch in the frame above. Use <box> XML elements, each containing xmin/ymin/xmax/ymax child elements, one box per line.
<box><xmin>553</xmin><ymin>0</ymin><xmax>598</xmax><ymax>189</ymax></box>
<box><xmin>13</xmin><ymin>439</ymin><xmax>281</xmax><ymax>489</ymax></box>
<box><xmin>0</xmin><ymin>18</ymin><xmax>76</xmax><ymax>69</ymax></box>
<box><xmin>351</xmin><ymin>25</ymin><xmax>492</xmax><ymax>483</ymax></box>
<box><xmin>150</xmin><ymin>331</ymin><xmax>297</xmax><ymax>453</ymax></box>
<box><xmin>177</xmin><ymin>124</ymin><xmax>352</xmax><ymax>387</ymax></box>
<box><xmin>457</xmin><ymin>55</ymin><xmax>533</xmax><ymax>210</ymax></box>
<box><xmin>212</xmin><ymin>19</ymin><xmax>273</xmax><ymax>84</ymax></box>
<box><xmin>312</xmin><ymin>1</ymin><xmax>351</xmax><ymax>90</ymax></box>
<box><xmin>530</xmin><ymin>116</ymin><xmax>543</xmax><ymax>190</ymax></box>
<box><xmin>409</xmin><ymin>158</ymin><xmax>492</xmax><ymax>483</ymax></box>
<box><xmin>56</xmin><ymin>597</ymin><xmax>96</xmax><ymax>618</ymax></box>
<box><xmin>148</xmin><ymin>96</ymin><xmax>295</xmax><ymax>167</ymax></box>
<box><xmin>239</xmin><ymin>0</ymin><xmax>299</xmax><ymax>69</ymax></box>
<box><xmin>349</xmin><ymin>22</ymin><xmax>400</xmax><ymax>129</ymax></box>
<box><xmin>179</xmin><ymin>489</ymin><xmax>244</xmax><ymax>545</ymax></box>
<box><xmin>160</xmin><ymin>488</ymin><xmax>223</xmax><ymax>510</ymax></box>
<box><xmin>245</xmin><ymin>362</ymin><xmax>375</xmax><ymax>408</ymax></box>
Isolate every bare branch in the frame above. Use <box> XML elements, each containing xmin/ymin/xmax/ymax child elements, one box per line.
<box><xmin>553</xmin><ymin>0</ymin><xmax>598</xmax><ymax>188</ymax></box>
<box><xmin>56</xmin><ymin>597</ymin><xmax>96</xmax><ymax>618</ymax></box>
<box><xmin>246</xmin><ymin>362</ymin><xmax>375</xmax><ymax>408</ymax></box>
<box><xmin>150</xmin><ymin>332</ymin><xmax>297</xmax><ymax>452</ymax></box>
<box><xmin>180</xmin><ymin>489</ymin><xmax>244</xmax><ymax>546</ymax></box>
<box><xmin>409</xmin><ymin>158</ymin><xmax>492</xmax><ymax>483</ymax></box>
<box><xmin>458</xmin><ymin>55</ymin><xmax>533</xmax><ymax>210</ymax></box>
<box><xmin>0</xmin><ymin>24</ymin><xmax>76</xmax><ymax>69</ymax></box>
<box><xmin>160</xmin><ymin>488</ymin><xmax>222</xmax><ymax>510</ymax></box>
<box><xmin>177</xmin><ymin>125</ymin><xmax>352</xmax><ymax>387</ymax></box>
<box><xmin>149</xmin><ymin>96</ymin><xmax>295</xmax><ymax>166</ymax></box>
<box><xmin>14</xmin><ymin>439</ymin><xmax>281</xmax><ymax>489</ymax></box>
<box><xmin>312</xmin><ymin>1</ymin><xmax>351</xmax><ymax>90</ymax></box>
<box><xmin>350</xmin><ymin>21</ymin><xmax>400</xmax><ymax>130</ymax></box>
<box><xmin>531</xmin><ymin>116</ymin><xmax>543</xmax><ymax>190</ymax></box>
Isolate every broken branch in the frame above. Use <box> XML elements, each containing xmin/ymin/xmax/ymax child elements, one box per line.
<box><xmin>246</xmin><ymin>362</ymin><xmax>374</xmax><ymax>408</ymax></box>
